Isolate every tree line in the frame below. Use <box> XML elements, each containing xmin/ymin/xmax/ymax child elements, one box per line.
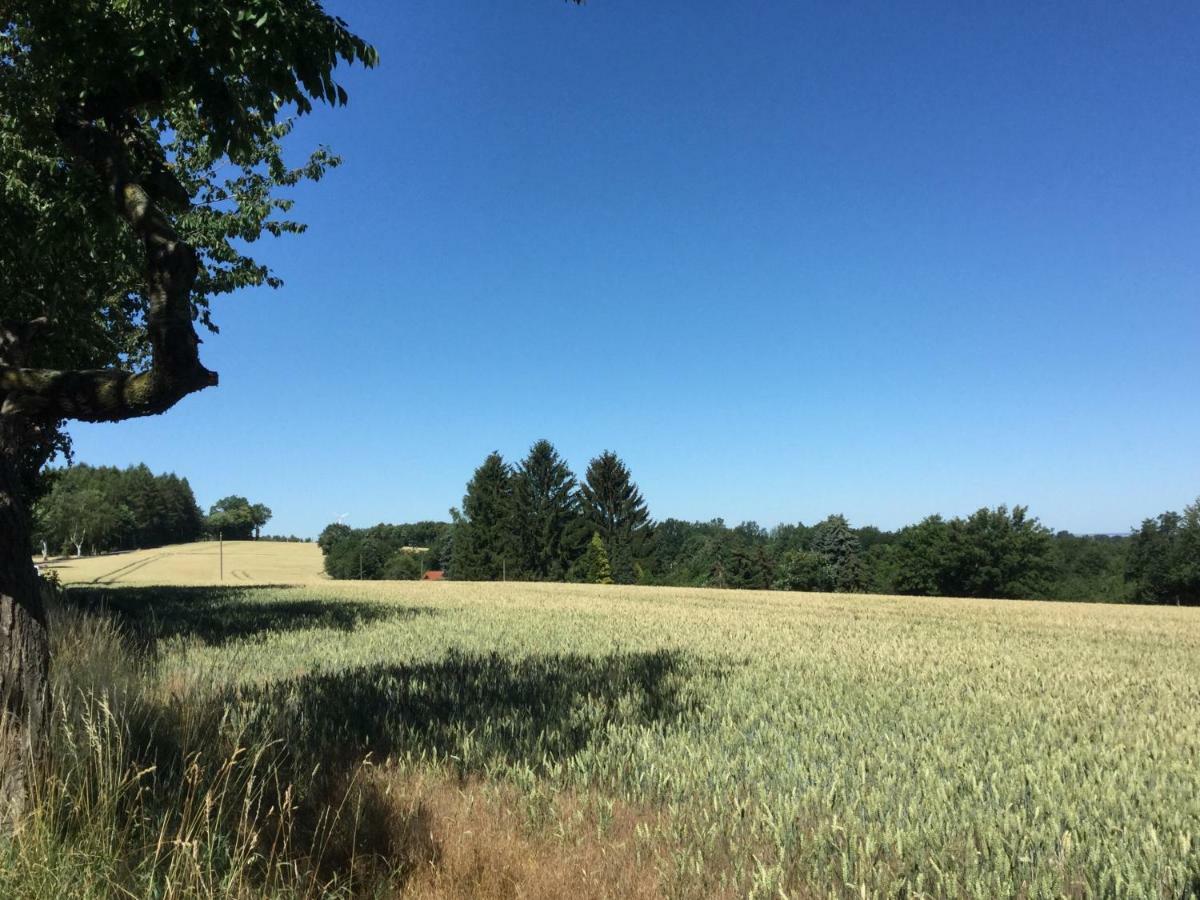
<box><xmin>317</xmin><ymin>521</ymin><xmax>452</xmax><ymax>580</ymax></box>
<box><xmin>318</xmin><ymin>442</ymin><xmax>652</xmax><ymax>584</ymax></box>
<box><xmin>317</xmin><ymin>441</ymin><xmax>1198</xmax><ymax>605</ymax></box>
<box><xmin>651</xmin><ymin>502</ymin><xmax>1199</xmax><ymax>604</ymax></box>
<box><xmin>32</xmin><ymin>465</ymin><xmax>274</xmax><ymax>557</ymax></box>
<box><xmin>34</xmin><ymin>464</ymin><xmax>204</xmax><ymax>557</ymax></box>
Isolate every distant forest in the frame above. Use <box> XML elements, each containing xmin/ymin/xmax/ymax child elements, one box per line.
<box><xmin>34</xmin><ymin>464</ymin><xmax>204</xmax><ymax>556</ymax></box>
<box><xmin>317</xmin><ymin>440</ymin><xmax>1200</xmax><ymax>605</ymax></box>
<box><xmin>32</xmin><ymin>464</ymin><xmax>276</xmax><ymax>556</ymax></box>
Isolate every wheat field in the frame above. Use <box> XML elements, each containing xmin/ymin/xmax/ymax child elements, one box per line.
<box><xmin>12</xmin><ymin>542</ymin><xmax>1200</xmax><ymax>898</ymax></box>
<box><xmin>42</xmin><ymin>539</ymin><xmax>328</xmax><ymax>585</ymax></box>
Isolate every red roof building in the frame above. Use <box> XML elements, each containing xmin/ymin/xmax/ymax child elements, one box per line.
<box><xmin>422</xmin><ymin>570</ymin><xmax>445</xmax><ymax>581</ymax></box>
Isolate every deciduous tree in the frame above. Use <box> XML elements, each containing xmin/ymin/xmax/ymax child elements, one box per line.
<box><xmin>1126</xmin><ymin>498</ymin><xmax>1200</xmax><ymax>605</ymax></box>
<box><xmin>0</xmin><ymin>0</ymin><xmax>374</xmax><ymax>825</ymax></box>
<box><xmin>206</xmin><ymin>495</ymin><xmax>271</xmax><ymax>541</ymax></box>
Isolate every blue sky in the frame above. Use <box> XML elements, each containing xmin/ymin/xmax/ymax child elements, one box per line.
<box><xmin>69</xmin><ymin>1</ymin><xmax>1199</xmax><ymax>537</ymax></box>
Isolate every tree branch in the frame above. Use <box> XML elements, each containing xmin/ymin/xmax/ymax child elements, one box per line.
<box><xmin>0</xmin><ymin>114</ymin><xmax>217</xmax><ymax>423</ymax></box>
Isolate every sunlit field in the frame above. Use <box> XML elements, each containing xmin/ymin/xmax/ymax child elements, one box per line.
<box><xmin>10</xmin><ymin>544</ymin><xmax>1200</xmax><ymax>898</ymax></box>
<box><xmin>41</xmin><ymin>540</ymin><xmax>327</xmax><ymax>585</ymax></box>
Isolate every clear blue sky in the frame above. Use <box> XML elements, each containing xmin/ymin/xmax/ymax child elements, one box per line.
<box><xmin>69</xmin><ymin>1</ymin><xmax>1200</xmax><ymax>537</ymax></box>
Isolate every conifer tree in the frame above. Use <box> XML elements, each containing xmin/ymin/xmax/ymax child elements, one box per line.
<box><xmin>583</xmin><ymin>531</ymin><xmax>614</xmax><ymax>585</ymax></box>
<box><xmin>450</xmin><ymin>452</ymin><xmax>516</xmax><ymax>581</ymax></box>
<box><xmin>811</xmin><ymin>514</ymin><xmax>866</xmax><ymax>592</ymax></box>
<box><xmin>579</xmin><ymin>450</ymin><xmax>653</xmax><ymax>584</ymax></box>
<box><xmin>512</xmin><ymin>439</ymin><xmax>585</xmax><ymax>580</ymax></box>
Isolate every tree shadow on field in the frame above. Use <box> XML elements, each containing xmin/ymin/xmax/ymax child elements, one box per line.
<box><xmin>47</xmin><ymin>590</ymin><xmax>726</xmax><ymax>894</ymax></box>
<box><xmin>64</xmin><ymin>585</ymin><xmax>435</xmax><ymax>648</ymax></box>
<box><xmin>211</xmin><ymin>648</ymin><xmax>714</xmax><ymax>889</ymax></box>
<box><xmin>228</xmin><ymin>647</ymin><xmax>709</xmax><ymax>773</ymax></box>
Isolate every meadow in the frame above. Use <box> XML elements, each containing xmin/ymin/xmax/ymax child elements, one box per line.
<box><xmin>6</xmin><ymin>543</ymin><xmax>1199</xmax><ymax>898</ymax></box>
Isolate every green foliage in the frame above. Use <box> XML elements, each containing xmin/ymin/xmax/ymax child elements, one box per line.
<box><xmin>319</xmin><ymin>522</ymin><xmax>450</xmax><ymax>580</ymax></box>
<box><xmin>0</xmin><ymin>0</ymin><xmax>375</xmax><ymax>460</ymax></box>
<box><xmin>810</xmin><ymin>514</ymin><xmax>866</xmax><ymax>592</ymax></box>
<box><xmin>579</xmin><ymin>451</ymin><xmax>653</xmax><ymax>584</ymax></box>
<box><xmin>774</xmin><ymin>549</ymin><xmax>834</xmax><ymax>592</ymax></box>
<box><xmin>1126</xmin><ymin>498</ymin><xmax>1200</xmax><ymax>605</ymax></box>
<box><xmin>449</xmin><ymin>452</ymin><xmax>516</xmax><ymax>581</ymax></box>
<box><xmin>310</xmin><ymin>440</ymin><xmax>1188</xmax><ymax>604</ymax></box>
<box><xmin>317</xmin><ymin>522</ymin><xmax>352</xmax><ymax>555</ymax></box>
<box><xmin>885</xmin><ymin>515</ymin><xmax>952</xmax><ymax>596</ymax></box>
<box><xmin>205</xmin><ymin>495</ymin><xmax>271</xmax><ymax>541</ymax></box>
<box><xmin>581</xmin><ymin>532</ymin><xmax>613</xmax><ymax>585</ymax></box>
<box><xmin>1043</xmin><ymin>532</ymin><xmax>1131</xmax><ymax>603</ymax></box>
<box><xmin>381</xmin><ymin>550</ymin><xmax>422</xmax><ymax>581</ymax></box>
<box><xmin>33</xmin><ymin>463</ymin><xmax>202</xmax><ymax>554</ymax></box>
<box><xmin>882</xmin><ymin>507</ymin><xmax>1054</xmax><ymax>599</ymax></box>
<box><xmin>512</xmin><ymin>439</ymin><xmax>586</xmax><ymax>580</ymax></box>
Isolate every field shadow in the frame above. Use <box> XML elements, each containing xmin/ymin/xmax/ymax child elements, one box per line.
<box><xmin>64</xmin><ymin>585</ymin><xmax>435</xmax><ymax>647</ymax></box>
<box><xmin>46</xmin><ymin>591</ymin><xmax>725</xmax><ymax>893</ymax></box>
<box><xmin>228</xmin><ymin>648</ymin><xmax>708</xmax><ymax>773</ymax></box>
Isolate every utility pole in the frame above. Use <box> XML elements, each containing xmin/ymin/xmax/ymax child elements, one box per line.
<box><xmin>219</xmin><ymin>530</ymin><xmax>223</xmax><ymax>581</ymax></box>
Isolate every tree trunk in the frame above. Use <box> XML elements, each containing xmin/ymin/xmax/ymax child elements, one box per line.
<box><xmin>0</xmin><ymin>431</ymin><xmax>48</xmax><ymax>832</ymax></box>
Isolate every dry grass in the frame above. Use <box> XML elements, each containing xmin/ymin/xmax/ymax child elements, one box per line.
<box><xmin>371</xmin><ymin>771</ymin><xmax>669</xmax><ymax>900</ymax></box>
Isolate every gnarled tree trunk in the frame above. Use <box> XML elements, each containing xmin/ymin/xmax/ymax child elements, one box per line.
<box><xmin>0</xmin><ymin>427</ymin><xmax>48</xmax><ymax>832</ymax></box>
<box><xmin>0</xmin><ymin>109</ymin><xmax>216</xmax><ymax>832</ymax></box>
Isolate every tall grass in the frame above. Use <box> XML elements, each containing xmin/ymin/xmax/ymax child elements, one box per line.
<box><xmin>1</xmin><ymin>596</ymin><xmax>671</xmax><ymax>899</ymax></box>
<box><xmin>1</xmin><ymin>601</ymin><xmax>408</xmax><ymax>898</ymax></box>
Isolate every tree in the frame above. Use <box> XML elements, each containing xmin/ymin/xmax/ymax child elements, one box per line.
<box><xmin>809</xmin><ymin>514</ymin><xmax>866</xmax><ymax>592</ymax></box>
<box><xmin>1043</xmin><ymin>531</ymin><xmax>1130</xmax><ymax>603</ymax></box>
<box><xmin>582</xmin><ymin>532</ymin><xmax>613</xmax><ymax>585</ymax></box>
<box><xmin>942</xmin><ymin>505</ymin><xmax>1053</xmax><ymax>599</ymax></box>
<box><xmin>579</xmin><ymin>451</ymin><xmax>653</xmax><ymax>584</ymax></box>
<box><xmin>0</xmin><ymin>0</ymin><xmax>375</xmax><ymax>824</ymax></box>
<box><xmin>887</xmin><ymin>505</ymin><xmax>1053</xmax><ymax>599</ymax></box>
<box><xmin>889</xmin><ymin>516</ymin><xmax>953</xmax><ymax>596</ymax></box>
<box><xmin>774</xmin><ymin>549</ymin><xmax>834</xmax><ymax>592</ymax></box>
<box><xmin>382</xmin><ymin>550</ymin><xmax>422</xmax><ymax>581</ymax></box>
<box><xmin>249</xmin><ymin>503</ymin><xmax>273</xmax><ymax>540</ymax></box>
<box><xmin>32</xmin><ymin>463</ymin><xmax>203</xmax><ymax>552</ymax></box>
<box><xmin>318</xmin><ymin>522</ymin><xmax>353</xmax><ymax>555</ymax></box>
<box><xmin>37</xmin><ymin>484</ymin><xmax>113</xmax><ymax>556</ymax></box>
<box><xmin>449</xmin><ymin>452</ymin><xmax>516</xmax><ymax>581</ymax></box>
<box><xmin>206</xmin><ymin>495</ymin><xmax>270</xmax><ymax>541</ymax></box>
<box><xmin>1126</xmin><ymin>498</ymin><xmax>1200</xmax><ymax>605</ymax></box>
<box><xmin>512</xmin><ymin>439</ymin><xmax>585</xmax><ymax>580</ymax></box>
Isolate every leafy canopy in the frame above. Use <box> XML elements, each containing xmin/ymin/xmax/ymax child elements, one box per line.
<box><xmin>0</xmin><ymin>0</ymin><xmax>375</xmax><ymax>390</ymax></box>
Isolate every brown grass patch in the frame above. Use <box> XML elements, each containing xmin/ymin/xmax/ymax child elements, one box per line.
<box><xmin>321</xmin><ymin>766</ymin><xmax>671</xmax><ymax>899</ymax></box>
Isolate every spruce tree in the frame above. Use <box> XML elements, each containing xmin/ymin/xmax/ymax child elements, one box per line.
<box><xmin>512</xmin><ymin>439</ymin><xmax>585</xmax><ymax>580</ymax></box>
<box><xmin>579</xmin><ymin>450</ymin><xmax>653</xmax><ymax>584</ymax></box>
<box><xmin>811</xmin><ymin>514</ymin><xmax>866</xmax><ymax>592</ymax></box>
<box><xmin>450</xmin><ymin>452</ymin><xmax>516</xmax><ymax>581</ymax></box>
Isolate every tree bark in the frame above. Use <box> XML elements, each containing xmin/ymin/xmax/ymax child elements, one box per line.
<box><xmin>0</xmin><ymin>426</ymin><xmax>48</xmax><ymax>832</ymax></box>
<box><xmin>0</xmin><ymin>114</ymin><xmax>217</xmax><ymax>423</ymax></box>
<box><xmin>0</xmin><ymin>105</ymin><xmax>217</xmax><ymax>830</ymax></box>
